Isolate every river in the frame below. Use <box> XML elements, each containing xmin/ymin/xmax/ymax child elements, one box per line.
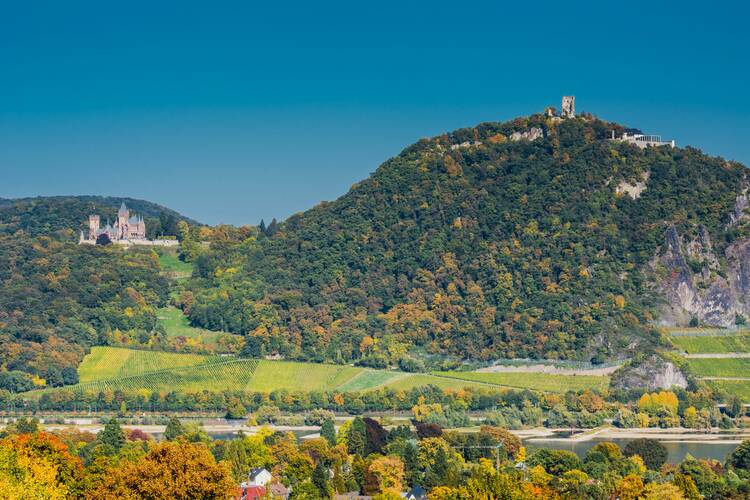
<box><xmin>524</xmin><ymin>437</ymin><xmax>740</xmax><ymax>463</ymax></box>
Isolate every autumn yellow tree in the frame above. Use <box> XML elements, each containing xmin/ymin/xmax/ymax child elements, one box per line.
<box><xmin>0</xmin><ymin>432</ymin><xmax>84</xmax><ymax>499</ymax></box>
<box><xmin>85</xmin><ymin>441</ymin><xmax>234</xmax><ymax>499</ymax></box>
<box><xmin>368</xmin><ymin>455</ymin><xmax>405</xmax><ymax>494</ymax></box>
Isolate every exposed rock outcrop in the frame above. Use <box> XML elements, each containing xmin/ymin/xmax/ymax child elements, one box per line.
<box><xmin>610</xmin><ymin>355</ymin><xmax>687</xmax><ymax>391</ymax></box>
<box><xmin>651</xmin><ymin>224</ymin><xmax>750</xmax><ymax>326</ymax></box>
<box><xmin>728</xmin><ymin>185</ymin><xmax>749</xmax><ymax>226</ymax></box>
<box><xmin>615</xmin><ymin>171</ymin><xmax>650</xmax><ymax>199</ymax></box>
<box><xmin>509</xmin><ymin>127</ymin><xmax>543</xmax><ymax>142</ymax></box>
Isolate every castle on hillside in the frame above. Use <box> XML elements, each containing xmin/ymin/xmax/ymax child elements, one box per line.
<box><xmin>79</xmin><ymin>202</ymin><xmax>177</xmax><ymax>247</ymax></box>
<box><xmin>545</xmin><ymin>95</ymin><xmax>675</xmax><ymax>148</ymax></box>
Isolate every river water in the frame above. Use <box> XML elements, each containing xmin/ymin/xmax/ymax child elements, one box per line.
<box><xmin>524</xmin><ymin>438</ymin><xmax>740</xmax><ymax>463</ymax></box>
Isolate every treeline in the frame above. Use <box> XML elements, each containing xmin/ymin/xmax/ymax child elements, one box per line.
<box><xmin>0</xmin><ymin>234</ymin><xmax>169</xmax><ymax>391</ymax></box>
<box><xmin>178</xmin><ymin>114</ymin><xmax>746</xmax><ymax>365</ymax></box>
<box><xmin>18</xmin><ymin>382</ymin><xmax>750</xmax><ymax>431</ymax></box>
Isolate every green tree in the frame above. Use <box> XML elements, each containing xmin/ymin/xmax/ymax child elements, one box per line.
<box><xmin>225</xmin><ymin>399</ymin><xmax>247</xmax><ymax>420</ymax></box>
<box><xmin>163</xmin><ymin>417</ymin><xmax>184</xmax><ymax>441</ymax></box>
<box><xmin>623</xmin><ymin>438</ymin><xmax>667</xmax><ymax>470</ymax></box>
<box><xmin>321</xmin><ymin>418</ymin><xmax>337</xmax><ymax>446</ymax></box>
<box><xmin>98</xmin><ymin>419</ymin><xmax>125</xmax><ymax>452</ymax></box>
<box><xmin>348</xmin><ymin>417</ymin><xmax>367</xmax><ymax>456</ymax></box>
<box><xmin>312</xmin><ymin>461</ymin><xmax>333</xmax><ymax>498</ymax></box>
<box><xmin>728</xmin><ymin>439</ymin><xmax>750</xmax><ymax>470</ymax></box>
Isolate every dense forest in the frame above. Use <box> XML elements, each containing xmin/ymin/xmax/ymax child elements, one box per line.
<box><xmin>0</xmin><ymin>233</ymin><xmax>169</xmax><ymax>391</ymax></box>
<box><xmin>0</xmin><ymin>196</ymin><xmax>198</xmax><ymax>240</ymax></box>
<box><xmin>180</xmin><ymin>114</ymin><xmax>747</xmax><ymax>365</ymax></box>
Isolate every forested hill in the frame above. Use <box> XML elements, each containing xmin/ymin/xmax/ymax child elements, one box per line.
<box><xmin>183</xmin><ymin>114</ymin><xmax>748</xmax><ymax>365</ymax></box>
<box><xmin>0</xmin><ymin>195</ymin><xmax>200</xmax><ymax>239</ymax></box>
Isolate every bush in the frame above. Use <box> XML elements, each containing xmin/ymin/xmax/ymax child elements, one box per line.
<box><xmin>254</xmin><ymin>405</ymin><xmax>281</xmax><ymax>424</ymax></box>
<box><xmin>527</xmin><ymin>448</ymin><xmax>582</xmax><ymax>475</ymax></box>
<box><xmin>225</xmin><ymin>399</ymin><xmax>247</xmax><ymax>420</ymax></box>
<box><xmin>623</xmin><ymin>438</ymin><xmax>668</xmax><ymax>470</ymax></box>
<box><xmin>305</xmin><ymin>408</ymin><xmax>335</xmax><ymax>426</ymax></box>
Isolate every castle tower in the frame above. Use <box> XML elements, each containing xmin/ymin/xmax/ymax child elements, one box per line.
<box><xmin>88</xmin><ymin>215</ymin><xmax>100</xmax><ymax>240</ymax></box>
<box><xmin>117</xmin><ymin>202</ymin><xmax>129</xmax><ymax>240</ymax></box>
<box><xmin>561</xmin><ymin>95</ymin><xmax>575</xmax><ymax>118</ymax></box>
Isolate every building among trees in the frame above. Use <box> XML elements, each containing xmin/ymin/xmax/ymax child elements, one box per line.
<box><xmin>79</xmin><ymin>202</ymin><xmax>177</xmax><ymax>246</ymax></box>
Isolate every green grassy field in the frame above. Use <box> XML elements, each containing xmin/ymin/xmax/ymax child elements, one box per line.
<box><xmin>157</xmin><ymin>307</ymin><xmax>227</xmax><ymax>343</ymax></box>
<box><xmin>157</xmin><ymin>251</ymin><xmax>193</xmax><ymax>279</ymax></box>
<box><xmin>432</xmin><ymin>371</ymin><xmax>611</xmax><ymax>393</ymax></box>
<box><xmin>686</xmin><ymin>358</ymin><xmax>750</xmax><ymax>378</ymax></box>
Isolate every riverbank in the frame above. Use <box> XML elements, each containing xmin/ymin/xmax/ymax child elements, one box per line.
<box><xmin>521</xmin><ymin>426</ymin><xmax>750</xmax><ymax>444</ymax></box>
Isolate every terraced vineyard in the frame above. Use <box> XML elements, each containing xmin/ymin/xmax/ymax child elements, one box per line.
<box><xmin>72</xmin><ymin>358</ymin><xmax>261</xmax><ymax>394</ymax></box>
<box><xmin>433</xmin><ymin>371</ymin><xmax>611</xmax><ymax>393</ymax></box>
<box><xmin>667</xmin><ymin>328</ymin><xmax>750</xmax><ymax>401</ymax></box>
<box><xmin>45</xmin><ymin>347</ymin><xmax>613</xmax><ymax>397</ymax></box>
<box><xmin>685</xmin><ymin>358</ymin><xmax>750</xmax><ymax>378</ymax></box>
<box><xmin>78</xmin><ymin>347</ymin><xmax>210</xmax><ymax>382</ymax></box>
<box><xmin>671</xmin><ymin>333</ymin><xmax>750</xmax><ymax>354</ymax></box>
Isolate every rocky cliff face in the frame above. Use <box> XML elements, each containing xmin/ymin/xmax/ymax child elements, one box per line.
<box><xmin>610</xmin><ymin>354</ymin><xmax>688</xmax><ymax>391</ymax></box>
<box><xmin>651</xmin><ymin>188</ymin><xmax>750</xmax><ymax>326</ymax></box>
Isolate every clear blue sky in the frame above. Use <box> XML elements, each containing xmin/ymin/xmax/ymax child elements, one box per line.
<box><xmin>1</xmin><ymin>1</ymin><xmax>748</xmax><ymax>225</ymax></box>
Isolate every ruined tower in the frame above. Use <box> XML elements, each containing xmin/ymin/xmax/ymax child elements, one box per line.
<box><xmin>88</xmin><ymin>215</ymin><xmax>100</xmax><ymax>240</ymax></box>
<box><xmin>561</xmin><ymin>95</ymin><xmax>575</xmax><ymax>118</ymax></box>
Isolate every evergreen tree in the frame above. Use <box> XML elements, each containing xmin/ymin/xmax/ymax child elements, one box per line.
<box><xmin>347</xmin><ymin>417</ymin><xmax>366</xmax><ymax>456</ymax></box>
<box><xmin>266</xmin><ymin>218</ymin><xmax>279</xmax><ymax>236</ymax></box>
<box><xmin>99</xmin><ymin>418</ymin><xmax>125</xmax><ymax>452</ymax></box>
<box><xmin>321</xmin><ymin>418</ymin><xmax>337</xmax><ymax>446</ymax></box>
<box><xmin>312</xmin><ymin>461</ymin><xmax>332</xmax><ymax>498</ymax></box>
<box><xmin>164</xmin><ymin>417</ymin><xmax>184</xmax><ymax>441</ymax></box>
<box><xmin>728</xmin><ymin>396</ymin><xmax>745</xmax><ymax>418</ymax></box>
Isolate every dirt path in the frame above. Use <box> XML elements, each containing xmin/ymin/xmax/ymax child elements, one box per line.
<box><xmin>700</xmin><ymin>376</ymin><xmax>750</xmax><ymax>381</ymax></box>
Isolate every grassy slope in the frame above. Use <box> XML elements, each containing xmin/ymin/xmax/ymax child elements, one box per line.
<box><xmin>157</xmin><ymin>251</ymin><xmax>193</xmax><ymax>280</ymax></box>
<box><xmin>157</xmin><ymin>306</ymin><xmax>225</xmax><ymax>342</ymax></box>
